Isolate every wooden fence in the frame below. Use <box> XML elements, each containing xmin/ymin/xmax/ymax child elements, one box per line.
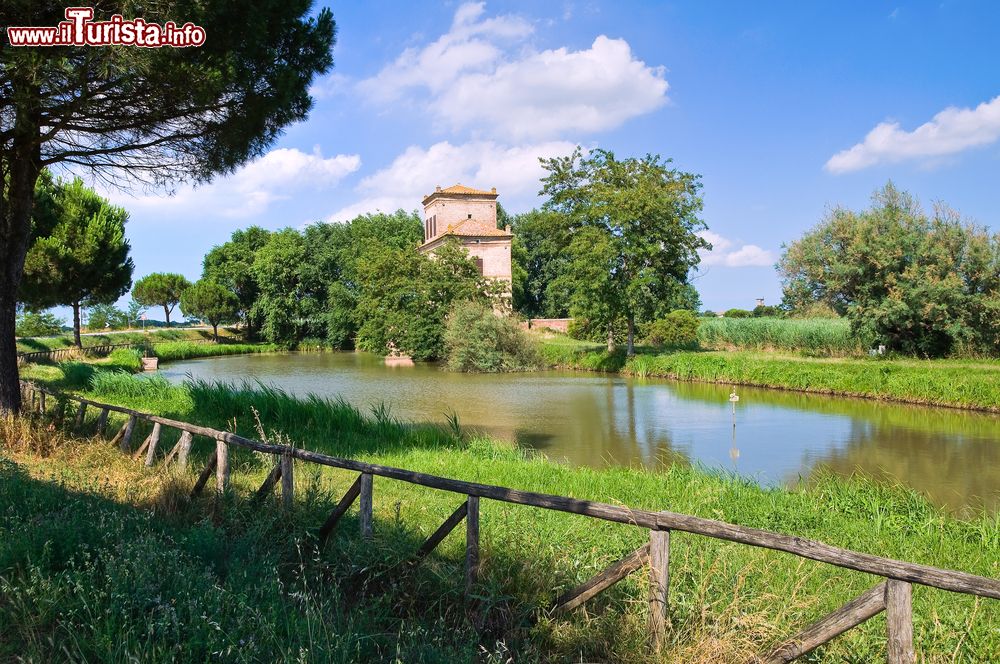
<box><xmin>15</xmin><ymin>380</ymin><xmax>1000</xmax><ymax>663</ymax></box>
<box><xmin>16</xmin><ymin>338</ymin><xmax>214</xmax><ymax>364</ymax></box>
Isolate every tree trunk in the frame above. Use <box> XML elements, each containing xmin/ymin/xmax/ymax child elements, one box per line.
<box><xmin>163</xmin><ymin>304</ymin><xmax>171</xmax><ymax>326</ymax></box>
<box><xmin>72</xmin><ymin>302</ymin><xmax>83</xmax><ymax>348</ymax></box>
<box><xmin>607</xmin><ymin>324</ymin><xmax>616</xmax><ymax>352</ymax></box>
<box><xmin>0</xmin><ymin>83</ymin><xmax>43</xmax><ymax>414</ymax></box>
<box><xmin>212</xmin><ymin>323</ymin><xmax>219</xmax><ymax>342</ymax></box>
<box><xmin>626</xmin><ymin>315</ymin><xmax>635</xmax><ymax>357</ymax></box>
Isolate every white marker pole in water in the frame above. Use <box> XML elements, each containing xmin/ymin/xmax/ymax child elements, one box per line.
<box><xmin>728</xmin><ymin>389</ymin><xmax>740</xmax><ymax>467</ymax></box>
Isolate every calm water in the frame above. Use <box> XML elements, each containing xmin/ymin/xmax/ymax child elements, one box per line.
<box><xmin>160</xmin><ymin>352</ymin><xmax>1000</xmax><ymax>514</ymax></box>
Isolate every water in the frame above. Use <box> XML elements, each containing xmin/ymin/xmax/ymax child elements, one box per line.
<box><xmin>160</xmin><ymin>352</ymin><xmax>1000</xmax><ymax>514</ymax></box>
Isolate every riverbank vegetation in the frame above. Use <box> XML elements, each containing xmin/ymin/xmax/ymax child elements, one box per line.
<box><xmin>538</xmin><ymin>336</ymin><xmax>1000</xmax><ymax>411</ymax></box>
<box><xmin>1</xmin><ymin>377</ymin><xmax>996</xmax><ymax>661</ymax></box>
<box><xmin>696</xmin><ymin>316</ymin><xmax>860</xmax><ymax>356</ymax></box>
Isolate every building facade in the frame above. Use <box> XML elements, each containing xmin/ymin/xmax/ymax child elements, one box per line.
<box><xmin>418</xmin><ymin>184</ymin><xmax>512</xmax><ymax>284</ymax></box>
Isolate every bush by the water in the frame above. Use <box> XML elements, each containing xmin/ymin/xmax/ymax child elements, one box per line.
<box><xmin>723</xmin><ymin>308</ymin><xmax>752</xmax><ymax>318</ymax></box>
<box><xmin>444</xmin><ymin>302</ymin><xmax>541</xmax><ymax>372</ymax></box>
<box><xmin>643</xmin><ymin>310</ymin><xmax>699</xmax><ymax>347</ymax></box>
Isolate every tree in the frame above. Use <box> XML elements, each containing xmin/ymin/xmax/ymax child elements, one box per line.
<box><xmin>778</xmin><ymin>183</ymin><xmax>1000</xmax><ymax>356</ymax></box>
<box><xmin>86</xmin><ymin>303</ymin><xmax>127</xmax><ymax>331</ymax></box>
<box><xmin>133</xmin><ymin>273</ymin><xmax>192</xmax><ymax>326</ymax></box>
<box><xmin>540</xmin><ymin>148</ymin><xmax>708</xmax><ymax>355</ymax></box>
<box><xmin>202</xmin><ymin>226</ymin><xmax>272</xmax><ymax>337</ymax></box>
<box><xmin>1</xmin><ymin>2</ymin><xmax>335</xmax><ymax>412</ymax></box>
<box><xmin>355</xmin><ymin>239</ymin><xmax>500</xmax><ymax>360</ymax></box>
<box><xmin>15</xmin><ymin>310</ymin><xmax>64</xmax><ymax>337</ymax></box>
<box><xmin>19</xmin><ymin>178</ymin><xmax>134</xmax><ymax>347</ymax></box>
<box><xmin>251</xmin><ymin>229</ymin><xmax>313</xmax><ymax>343</ymax></box>
<box><xmin>444</xmin><ymin>301</ymin><xmax>540</xmax><ymax>372</ymax></box>
<box><xmin>180</xmin><ymin>280</ymin><xmax>239</xmax><ymax>341</ymax></box>
<box><xmin>124</xmin><ymin>300</ymin><xmax>147</xmax><ymax>329</ymax></box>
<box><xmin>509</xmin><ymin>209</ymin><xmax>572</xmax><ymax>318</ymax></box>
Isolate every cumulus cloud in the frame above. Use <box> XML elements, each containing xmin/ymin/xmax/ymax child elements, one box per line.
<box><xmin>826</xmin><ymin>95</ymin><xmax>1000</xmax><ymax>173</ymax></box>
<box><xmin>358</xmin><ymin>2</ymin><xmax>668</xmax><ymax>140</ymax></box>
<box><xmin>103</xmin><ymin>147</ymin><xmax>360</xmax><ymax>220</ymax></box>
<box><xmin>328</xmin><ymin>140</ymin><xmax>576</xmax><ymax>221</ymax></box>
<box><xmin>697</xmin><ymin>230</ymin><xmax>776</xmax><ymax>268</ymax></box>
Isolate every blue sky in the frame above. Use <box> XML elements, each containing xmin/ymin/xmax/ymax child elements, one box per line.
<box><xmin>94</xmin><ymin>0</ymin><xmax>1000</xmax><ymax>318</ymax></box>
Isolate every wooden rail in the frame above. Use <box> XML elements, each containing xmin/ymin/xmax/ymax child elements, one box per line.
<box><xmin>16</xmin><ymin>338</ymin><xmax>214</xmax><ymax>363</ymax></box>
<box><xmin>16</xmin><ymin>380</ymin><xmax>1000</xmax><ymax>662</ymax></box>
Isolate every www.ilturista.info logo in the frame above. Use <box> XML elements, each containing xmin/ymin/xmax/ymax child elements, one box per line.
<box><xmin>6</xmin><ymin>7</ymin><xmax>206</xmax><ymax>48</ymax></box>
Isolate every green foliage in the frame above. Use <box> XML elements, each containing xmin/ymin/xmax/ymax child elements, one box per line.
<box><xmin>643</xmin><ymin>310</ymin><xmax>699</xmax><ymax>347</ymax></box>
<box><xmin>152</xmin><ymin>341</ymin><xmax>278</xmax><ymax>363</ymax></box>
<box><xmin>540</xmin><ymin>148</ymin><xmax>707</xmax><ymax>355</ymax></box>
<box><xmin>86</xmin><ymin>303</ymin><xmax>127</xmax><ymax>330</ymax></box>
<box><xmin>202</xmin><ymin>226</ymin><xmax>272</xmax><ymax>336</ymax></box>
<box><xmin>355</xmin><ymin>238</ymin><xmax>502</xmax><ymax>360</ymax></box>
<box><xmin>132</xmin><ymin>273</ymin><xmax>192</xmax><ymax>325</ymax></box>
<box><xmin>724</xmin><ymin>308</ymin><xmax>752</xmax><ymax>318</ymax></box>
<box><xmin>179</xmin><ymin>280</ymin><xmax>239</xmax><ymax>340</ymax></box>
<box><xmin>752</xmin><ymin>304</ymin><xmax>785</xmax><ymax>318</ymax></box>
<box><xmin>105</xmin><ymin>348</ymin><xmax>144</xmax><ymax>373</ymax></box>
<box><xmin>509</xmin><ymin>209</ymin><xmax>573</xmax><ymax>317</ymax></box>
<box><xmin>444</xmin><ymin>302</ymin><xmax>541</xmax><ymax>372</ymax></box>
<box><xmin>698</xmin><ymin>317</ymin><xmax>860</xmax><ymax>354</ymax></box>
<box><xmin>779</xmin><ymin>183</ymin><xmax>1000</xmax><ymax>357</ymax></box>
<box><xmin>14</xmin><ymin>311</ymin><xmax>65</xmax><ymax>337</ymax></box>
<box><xmin>19</xmin><ymin>177</ymin><xmax>134</xmax><ymax>345</ymax></box>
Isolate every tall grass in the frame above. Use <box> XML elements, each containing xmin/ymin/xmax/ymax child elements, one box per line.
<box><xmin>697</xmin><ymin>317</ymin><xmax>863</xmax><ymax>355</ymax></box>
<box><xmin>152</xmin><ymin>341</ymin><xmax>279</xmax><ymax>362</ymax></box>
<box><xmin>2</xmin><ymin>385</ymin><xmax>997</xmax><ymax>662</ymax></box>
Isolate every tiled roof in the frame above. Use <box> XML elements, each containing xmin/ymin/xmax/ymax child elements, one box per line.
<box><xmin>439</xmin><ymin>183</ymin><xmax>495</xmax><ymax>195</ymax></box>
<box><xmin>442</xmin><ymin>218</ymin><xmax>511</xmax><ymax>237</ymax></box>
<box><xmin>423</xmin><ymin>183</ymin><xmax>498</xmax><ymax>203</ymax></box>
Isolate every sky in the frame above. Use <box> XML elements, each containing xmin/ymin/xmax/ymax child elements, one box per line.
<box><xmin>86</xmin><ymin>0</ymin><xmax>1000</xmax><ymax>318</ymax></box>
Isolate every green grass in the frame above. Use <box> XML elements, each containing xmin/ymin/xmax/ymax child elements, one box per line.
<box><xmin>151</xmin><ymin>341</ymin><xmax>280</xmax><ymax>362</ymax></box>
<box><xmin>15</xmin><ymin>327</ymin><xmax>228</xmax><ymax>355</ymax></box>
<box><xmin>538</xmin><ymin>337</ymin><xmax>1000</xmax><ymax>412</ymax></box>
<box><xmin>697</xmin><ymin>316</ymin><xmax>862</xmax><ymax>355</ymax></box>
<box><xmin>1</xmin><ymin>377</ymin><xmax>997</xmax><ymax>661</ymax></box>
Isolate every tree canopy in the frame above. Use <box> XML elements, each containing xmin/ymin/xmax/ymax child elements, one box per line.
<box><xmin>132</xmin><ymin>273</ymin><xmax>192</xmax><ymax>325</ymax></box>
<box><xmin>1</xmin><ymin>1</ymin><xmax>336</xmax><ymax>412</ymax></box>
<box><xmin>778</xmin><ymin>183</ymin><xmax>1000</xmax><ymax>357</ymax></box>
<box><xmin>19</xmin><ymin>176</ymin><xmax>134</xmax><ymax>346</ymax></box>
<box><xmin>540</xmin><ymin>148</ymin><xmax>707</xmax><ymax>355</ymax></box>
<box><xmin>180</xmin><ymin>279</ymin><xmax>239</xmax><ymax>341</ymax></box>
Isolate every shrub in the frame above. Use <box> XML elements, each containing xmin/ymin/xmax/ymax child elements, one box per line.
<box><xmin>643</xmin><ymin>310</ymin><xmax>700</xmax><ymax>347</ymax></box>
<box><xmin>15</xmin><ymin>311</ymin><xmax>65</xmax><ymax>337</ymax></box>
<box><xmin>751</xmin><ymin>305</ymin><xmax>785</xmax><ymax>318</ymax></box>
<box><xmin>444</xmin><ymin>302</ymin><xmax>541</xmax><ymax>372</ymax></box>
<box><xmin>723</xmin><ymin>308</ymin><xmax>752</xmax><ymax>318</ymax></box>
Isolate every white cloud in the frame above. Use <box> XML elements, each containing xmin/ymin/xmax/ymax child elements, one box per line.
<box><xmin>328</xmin><ymin>139</ymin><xmax>576</xmax><ymax>221</ymax></box>
<box><xmin>358</xmin><ymin>2</ymin><xmax>668</xmax><ymax>140</ymax></box>
<box><xmin>826</xmin><ymin>95</ymin><xmax>1000</xmax><ymax>173</ymax></box>
<box><xmin>103</xmin><ymin>147</ymin><xmax>360</xmax><ymax>220</ymax></box>
<box><xmin>697</xmin><ymin>230</ymin><xmax>776</xmax><ymax>268</ymax></box>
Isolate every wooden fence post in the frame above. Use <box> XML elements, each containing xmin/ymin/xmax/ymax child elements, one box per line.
<box><xmin>649</xmin><ymin>529</ymin><xmax>671</xmax><ymax>652</ymax></box>
<box><xmin>144</xmin><ymin>423</ymin><xmax>162</xmax><ymax>467</ymax></box>
<box><xmin>73</xmin><ymin>402</ymin><xmax>87</xmax><ymax>429</ymax></box>
<box><xmin>280</xmin><ymin>452</ymin><xmax>294</xmax><ymax>510</ymax></box>
<box><xmin>38</xmin><ymin>391</ymin><xmax>46</xmax><ymax>414</ymax></box>
<box><xmin>216</xmin><ymin>439</ymin><xmax>230</xmax><ymax>494</ymax></box>
<box><xmin>886</xmin><ymin>580</ymin><xmax>915</xmax><ymax>664</ymax></box>
<box><xmin>95</xmin><ymin>408</ymin><xmax>109</xmax><ymax>436</ymax></box>
<box><xmin>119</xmin><ymin>415</ymin><xmax>137</xmax><ymax>452</ymax></box>
<box><xmin>466</xmin><ymin>495</ymin><xmax>480</xmax><ymax>595</ymax></box>
<box><xmin>177</xmin><ymin>431</ymin><xmax>193</xmax><ymax>468</ymax></box>
<box><xmin>359</xmin><ymin>472</ymin><xmax>373</xmax><ymax>539</ymax></box>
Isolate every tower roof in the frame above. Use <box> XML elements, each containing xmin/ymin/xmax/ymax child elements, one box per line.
<box><xmin>422</xmin><ymin>183</ymin><xmax>498</xmax><ymax>205</ymax></box>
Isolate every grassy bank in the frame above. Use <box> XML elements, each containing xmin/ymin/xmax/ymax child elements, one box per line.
<box><xmin>14</xmin><ymin>327</ymin><xmax>232</xmax><ymax>355</ymax></box>
<box><xmin>539</xmin><ymin>337</ymin><xmax>1000</xmax><ymax>412</ymax></box>
<box><xmin>2</xmin><ymin>374</ymin><xmax>998</xmax><ymax>661</ymax></box>
<box><xmin>151</xmin><ymin>340</ymin><xmax>280</xmax><ymax>362</ymax></box>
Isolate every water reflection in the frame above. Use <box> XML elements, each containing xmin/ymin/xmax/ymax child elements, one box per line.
<box><xmin>160</xmin><ymin>352</ymin><xmax>1000</xmax><ymax>514</ymax></box>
